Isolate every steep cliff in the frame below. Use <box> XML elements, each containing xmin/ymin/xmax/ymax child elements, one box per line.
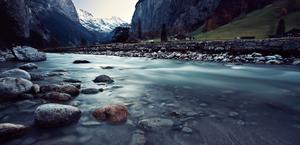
<box><xmin>131</xmin><ymin>0</ymin><xmax>274</xmax><ymax>38</ymax></box>
<box><xmin>0</xmin><ymin>0</ymin><xmax>93</xmax><ymax>49</ymax></box>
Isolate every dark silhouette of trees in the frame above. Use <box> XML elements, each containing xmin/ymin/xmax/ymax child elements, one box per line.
<box><xmin>112</xmin><ymin>27</ymin><xmax>130</xmax><ymax>43</ymax></box>
<box><xmin>161</xmin><ymin>24</ymin><xmax>168</xmax><ymax>42</ymax></box>
<box><xmin>276</xmin><ymin>18</ymin><xmax>285</xmax><ymax>37</ymax></box>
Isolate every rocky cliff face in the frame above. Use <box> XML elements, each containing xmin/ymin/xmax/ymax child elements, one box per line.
<box><xmin>131</xmin><ymin>0</ymin><xmax>274</xmax><ymax>38</ymax></box>
<box><xmin>0</xmin><ymin>0</ymin><xmax>93</xmax><ymax>49</ymax></box>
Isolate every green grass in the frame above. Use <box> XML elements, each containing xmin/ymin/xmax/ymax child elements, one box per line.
<box><xmin>193</xmin><ymin>0</ymin><xmax>300</xmax><ymax>40</ymax></box>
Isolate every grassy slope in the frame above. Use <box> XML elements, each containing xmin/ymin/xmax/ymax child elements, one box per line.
<box><xmin>194</xmin><ymin>0</ymin><xmax>300</xmax><ymax>40</ymax></box>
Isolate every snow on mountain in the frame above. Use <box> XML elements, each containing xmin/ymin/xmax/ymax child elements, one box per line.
<box><xmin>77</xmin><ymin>9</ymin><xmax>129</xmax><ymax>33</ymax></box>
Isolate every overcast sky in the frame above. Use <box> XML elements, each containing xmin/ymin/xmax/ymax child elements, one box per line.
<box><xmin>73</xmin><ymin>0</ymin><xmax>138</xmax><ymax>22</ymax></box>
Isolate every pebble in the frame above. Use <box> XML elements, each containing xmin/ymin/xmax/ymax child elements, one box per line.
<box><xmin>182</xmin><ymin>127</ymin><xmax>193</xmax><ymax>134</ymax></box>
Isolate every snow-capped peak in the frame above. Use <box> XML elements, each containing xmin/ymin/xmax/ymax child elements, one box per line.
<box><xmin>77</xmin><ymin>9</ymin><xmax>129</xmax><ymax>33</ymax></box>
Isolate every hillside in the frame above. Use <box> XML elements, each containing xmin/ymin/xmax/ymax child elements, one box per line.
<box><xmin>193</xmin><ymin>0</ymin><xmax>300</xmax><ymax>40</ymax></box>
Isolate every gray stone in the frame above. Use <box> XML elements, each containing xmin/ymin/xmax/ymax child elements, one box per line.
<box><xmin>42</xmin><ymin>92</ymin><xmax>73</xmax><ymax>102</ymax></box>
<box><xmin>0</xmin><ymin>123</ymin><xmax>29</xmax><ymax>142</ymax></box>
<box><xmin>31</xmin><ymin>84</ymin><xmax>40</xmax><ymax>94</ymax></box>
<box><xmin>93</xmin><ymin>75</ymin><xmax>114</xmax><ymax>83</ymax></box>
<box><xmin>129</xmin><ymin>130</ymin><xmax>146</xmax><ymax>145</ymax></box>
<box><xmin>0</xmin><ymin>69</ymin><xmax>31</xmax><ymax>80</ymax></box>
<box><xmin>81</xmin><ymin>88</ymin><xmax>101</xmax><ymax>94</ymax></box>
<box><xmin>12</xmin><ymin>46</ymin><xmax>46</xmax><ymax>62</ymax></box>
<box><xmin>34</xmin><ymin>104</ymin><xmax>81</xmax><ymax>128</ymax></box>
<box><xmin>182</xmin><ymin>127</ymin><xmax>193</xmax><ymax>134</ymax></box>
<box><xmin>292</xmin><ymin>60</ymin><xmax>300</xmax><ymax>66</ymax></box>
<box><xmin>0</xmin><ymin>77</ymin><xmax>33</xmax><ymax>100</ymax></box>
<box><xmin>138</xmin><ymin>118</ymin><xmax>174</xmax><ymax>131</ymax></box>
<box><xmin>40</xmin><ymin>84</ymin><xmax>80</xmax><ymax>97</ymax></box>
<box><xmin>19</xmin><ymin>63</ymin><xmax>38</xmax><ymax>70</ymax></box>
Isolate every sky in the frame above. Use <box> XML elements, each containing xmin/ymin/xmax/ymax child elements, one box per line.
<box><xmin>73</xmin><ymin>0</ymin><xmax>139</xmax><ymax>22</ymax></box>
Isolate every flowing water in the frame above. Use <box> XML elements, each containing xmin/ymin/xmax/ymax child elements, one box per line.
<box><xmin>1</xmin><ymin>53</ymin><xmax>300</xmax><ymax>145</ymax></box>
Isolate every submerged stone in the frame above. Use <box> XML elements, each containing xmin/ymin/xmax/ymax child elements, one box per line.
<box><xmin>0</xmin><ymin>69</ymin><xmax>31</xmax><ymax>80</ymax></box>
<box><xmin>138</xmin><ymin>118</ymin><xmax>174</xmax><ymax>131</ymax></box>
<box><xmin>93</xmin><ymin>75</ymin><xmax>114</xmax><ymax>83</ymax></box>
<box><xmin>0</xmin><ymin>123</ymin><xmax>29</xmax><ymax>142</ymax></box>
<box><xmin>93</xmin><ymin>104</ymin><xmax>128</xmax><ymax>124</ymax></box>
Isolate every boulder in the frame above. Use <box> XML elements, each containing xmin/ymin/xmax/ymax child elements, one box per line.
<box><xmin>0</xmin><ymin>123</ymin><xmax>29</xmax><ymax>142</ymax></box>
<box><xmin>0</xmin><ymin>77</ymin><xmax>33</xmax><ymax>100</ymax></box>
<box><xmin>138</xmin><ymin>118</ymin><xmax>174</xmax><ymax>131</ymax></box>
<box><xmin>12</xmin><ymin>46</ymin><xmax>46</xmax><ymax>62</ymax></box>
<box><xmin>31</xmin><ymin>84</ymin><xmax>40</xmax><ymax>94</ymax></box>
<box><xmin>63</xmin><ymin>79</ymin><xmax>82</xmax><ymax>83</ymax></box>
<box><xmin>292</xmin><ymin>60</ymin><xmax>300</xmax><ymax>66</ymax></box>
<box><xmin>101</xmin><ymin>66</ymin><xmax>114</xmax><ymax>69</ymax></box>
<box><xmin>41</xmin><ymin>92</ymin><xmax>73</xmax><ymax>102</ymax></box>
<box><xmin>34</xmin><ymin>104</ymin><xmax>81</xmax><ymax>128</ymax></box>
<box><xmin>40</xmin><ymin>84</ymin><xmax>80</xmax><ymax>97</ymax></box>
<box><xmin>93</xmin><ymin>75</ymin><xmax>114</xmax><ymax>83</ymax></box>
<box><xmin>93</xmin><ymin>105</ymin><xmax>128</xmax><ymax>124</ymax></box>
<box><xmin>19</xmin><ymin>63</ymin><xmax>38</xmax><ymax>70</ymax></box>
<box><xmin>0</xmin><ymin>69</ymin><xmax>31</xmax><ymax>80</ymax></box>
<box><xmin>81</xmin><ymin>88</ymin><xmax>102</xmax><ymax>95</ymax></box>
<box><xmin>73</xmin><ymin>60</ymin><xmax>90</xmax><ymax>64</ymax></box>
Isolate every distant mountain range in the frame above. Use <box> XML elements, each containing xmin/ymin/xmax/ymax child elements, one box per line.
<box><xmin>77</xmin><ymin>9</ymin><xmax>129</xmax><ymax>33</ymax></box>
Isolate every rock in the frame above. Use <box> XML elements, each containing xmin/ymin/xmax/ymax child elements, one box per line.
<box><xmin>31</xmin><ymin>84</ymin><xmax>40</xmax><ymax>94</ymax></box>
<box><xmin>34</xmin><ymin>104</ymin><xmax>81</xmax><ymax>128</ymax></box>
<box><xmin>59</xmin><ymin>85</ymin><xmax>80</xmax><ymax>97</ymax></box>
<box><xmin>19</xmin><ymin>63</ymin><xmax>38</xmax><ymax>70</ymax></box>
<box><xmin>266</xmin><ymin>60</ymin><xmax>281</xmax><ymax>65</ymax></box>
<box><xmin>229</xmin><ymin>111</ymin><xmax>239</xmax><ymax>117</ymax></box>
<box><xmin>29</xmin><ymin>73</ymin><xmax>45</xmax><ymax>81</ymax></box>
<box><xmin>73</xmin><ymin>60</ymin><xmax>90</xmax><ymax>64</ymax></box>
<box><xmin>0</xmin><ymin>69</ymin><xmax>31</xmax><ymax>80</ymax></box>
<box><xmin>41</xmin><ymin>92</ymin><xmax>73</xmax><ymax>102</ymax></box>
<box><xmin>40</xmin><ymin>84</ymin><xmax>80</xmax><ymax>97</ymax></box>
<box><xmin>138</xmin><ymin>118</ymin><xmax>174</xmax><ymax>131</ymax></box>
<box><xmin>182</xmin><ymin>127</ymin><xmax>193</xmax><ymax>134</ymax></box>
<box><xmin>63</xmin><ymin>79</ymin><xmax>82</xmax><ymax>83</ymax></box>
<box><xmin>12</xmin><ymin>46</ymin><xmax>46</xmax><ymax>62</ymax></box>
<box><xmin>129</xmin><ymin>130</ymin><xmax>146</xmax><ymax>145</ymax></box>
<box><xmin>92</xmin><ymin>104</ymin><xmax>128</xmax><ymax>124</ymax></box>
<box><xmin>0</xmin><ymin>77</ymin><xmax>33</xmax><ymax>100</ymax></box>
<box><xmin>0</xmin><ymin>123</ymin><xmax>29</xmax><ymax>142</ymax></box>
<box><xmin>81</xmin><ymin>88</ymin><xmax>102</xmax><ymax>94</ymax></box>
<box><xmin>93</xmin><ymin>75</ymin><xmax>114</xmax><ymax>83</ymax></box>
<box><xmin>101</xmin><ymin>66</ymin><xmax>114</xmax><ymax>69</ymax></box>
<box><xmin>292</xmin><ymin>60</ymin><xmax>300</xmax><ymax>66</ymax></box>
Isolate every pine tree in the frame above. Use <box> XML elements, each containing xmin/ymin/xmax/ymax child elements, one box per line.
<box><xmin>276</xmin><ymin>19</ymin><xmax>285</xmax><ymax>37</ymax></box>
<box><xmin>161</xmin><ymin>24</ymin><xmax>168</xmax><ymax>42</ymax></box>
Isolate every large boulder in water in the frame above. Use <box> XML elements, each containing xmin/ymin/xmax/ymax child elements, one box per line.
<box><xmin>0</xmin><ymin>69</ymin><xmax>31</xmax><ymax>80</ymax></box>
<box><xmin>0</xmin><ymin>77</ymin><xmax>33</xmax><ymax>100</ymax></box>
<box><xmin>40</xmin><ymin>84</ymin><xmax>80</xmax><ymax>97</ymax></box>
<box><xmin>93</xmin><ymin>75</ymin><xmax>114</xmax><ymax>83</ymax></box>
<box><xmin>34</xmin><ymin>104</ymin><xmax>81</xmax><ymax>128</ymax></box>
<box><xmin>12</xmin><ymin>46</ymin><xmax>46</xmax><ymax>62</ymax></box>
<box><xmin>0</xmin><ymin>123</ymin><xmax>29</xmax><ymax>142</ymax></box>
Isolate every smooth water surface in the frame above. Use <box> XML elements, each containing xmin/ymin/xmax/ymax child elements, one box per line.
<box><xmin>1</xmin><ymin>53</ymin><xmax>300</xmax><ymax>145</ymax></box>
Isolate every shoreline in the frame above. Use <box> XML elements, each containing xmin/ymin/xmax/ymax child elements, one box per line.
<box><xmin>43</xmin><ymin>38</ymin><xmax>300</xmax><ymax>65</ymax></box>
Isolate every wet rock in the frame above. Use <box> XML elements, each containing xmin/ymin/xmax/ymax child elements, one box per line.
<box><xmin>81</xmin><ymin>88</ymin><xmax>102</xmax><ymax>94</ymax></box>
<box><xmin>101</xmin><ymin>66</ymin><xmax>114</xmax><ymax>69</ymax></box>
<box><xmin>129</xmin><ymin>130</ymin><xmax>146</xmax><ymax>145</ymax></box>
<box><xmin>40</xmin><ymin>84</ymin><xmax>80</xmax><ymax>97</ymax></box>
<box><xmin>73</xmin><ymin>60</ymin><xmax>90</xmax><ymax>64</ymax></box>
<box><xmin>12</xmin><ymin>46</ymin><xmax>46</xmax><ymax>62</ymax></box>
<box><xmin>31</xmin><ymin>84</ymin><xmax>40</xmax><ymax>94</ymax></box>
<box><xmin>34</xmin><ymin>104</ymin><xmax>81</xmax><ymax>128</ymax></box>
<box><xmin>266</xmin><ymin>60</ymin><xmax>281</xmax><ymax>64</ymax></box>
<box><xmin>19</xmin><ymin>63</ymin><xmax>38</xmax><ymax>70</ymax></box>
<box><xmin>92</xmin><ymin>104</ymin><xmax>128</xmax><ymax>124</ymax></box>
<box><xmin>0</xmin><ymin>77</ymin><xmax>33</xmax><ymax>100</ymax></box>
<box><xmin>93</xmin><ymin>75</ymin><xmax>114</xmax><ymax>83</ymax></box>
<box><xmin>228</xmin><ymin>111</ymin><xmax>239</xmax><ymax>118</ymax></box>
<box><xmin>292</xmin><ymin>60</ymin><xmax>300</xmax><ymax>66</ymax></box>
<box><xmin>63</xmin><ymin>79</ymin><xmax>82</xmax><ymax>83</ymax></box>
<box><xmin>47</xmin><ymin>72</ymin><xmax>68</xmax><ymax>77</ymax></box>
<box><xmin>138</xmin><ymin>118</ymin><xmax>174</xmax><ymax>131</ymax></box>
<box><xmin>41</xmin><ymin>92</ymin><xmax>73</xmax><ymax>102</ymax></box>
<box><xmin>0</xmin><ymin>123</ymin><xmax>29</xmax><ymax>142</ymax></box>
<box><xmin>0</xmin><ymin>69</ymin><xmax>31</xmax><ymax>80</ymax></box>
<box><xmin>29</xmin><ymin>73</ymin><xmax>45</xmax><ymax>81</ymax></box>
<box><xmin>182</xmin><ymin>127</ymin><xmax>193</xmax><ymax>134</ymax></box>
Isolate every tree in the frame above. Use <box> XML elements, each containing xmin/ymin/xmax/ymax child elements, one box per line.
<box><xmin>112</xmin><ymin>27</ymin><xmax>130</xmax><ymax>43</ymax></box>
<box><xmin>276</xmin><ymin>18</ymin><xmax>285</xmax><ymax>37</ymax></box>
<box><xmin>161</xmin><ymin>24</ymin><xmax>168</xmax><ymax>42</ymax></box>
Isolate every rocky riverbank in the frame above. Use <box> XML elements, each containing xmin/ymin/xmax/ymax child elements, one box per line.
<box><xmin>44</xmin><ymin>38</ymin><xmax>300</xmax><ymax>65</ymax></box>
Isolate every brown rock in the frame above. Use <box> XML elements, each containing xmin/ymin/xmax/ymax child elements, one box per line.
<box><xmin>42</xmin><ymin>92</ymin><xmax>73</xmax><ymax>102</ymax></box>
<box><xmin>0</xmin><ymin>123</ymin><xmax>29</xmax><ymax>142</ymax></box>
<box><xmin>93</xmin><ymin>105</ymin><xmax>128</xmax><ymax>124</ymax></box>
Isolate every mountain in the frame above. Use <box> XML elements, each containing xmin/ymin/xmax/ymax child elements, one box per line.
<box><xmin>194</xmin><ymin>0</ymin><xmax>300</xmax><ymax>40</ymax></box>
<box><xmin>0</xmin><ymin>0</ymin><xmax>95</xmax><ymax>49</ymax></box>
<box><xmin>77</xmin><ymin>9</ymin><xmax>129</xmax><ymax>33</ymax></box>
<box><xmin>131</xmin><ymin>0</ymin><xmax>274</xmax><ymax>38</ymax></box>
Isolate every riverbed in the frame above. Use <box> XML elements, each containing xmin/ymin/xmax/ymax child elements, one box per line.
<box><xmin>1</xmin><ymin>53</ymin><xmax>300</xmax><ymax>145</ymax></box>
